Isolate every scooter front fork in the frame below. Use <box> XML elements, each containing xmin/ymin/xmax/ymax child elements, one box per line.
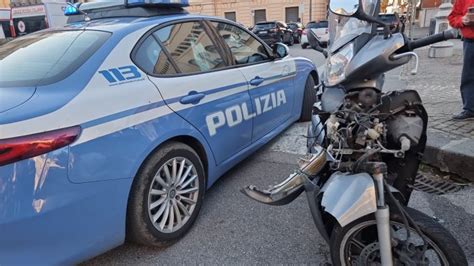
<box><xmin>374</xmin><ymin>172</ymin><xmax>394</xmax><ymax>266</ymax></box>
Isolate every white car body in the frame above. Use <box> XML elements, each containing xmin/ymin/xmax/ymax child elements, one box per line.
<box><xmin>301</xmin><ymin>21</ymin><xmax>329</xmax><ymax>48</ymax></box>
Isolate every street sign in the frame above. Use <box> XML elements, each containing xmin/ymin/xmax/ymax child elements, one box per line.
<box><xmin>17</xmin><ymin>20</ymin><xmax>25</xmax><ymax>33</ymax></box>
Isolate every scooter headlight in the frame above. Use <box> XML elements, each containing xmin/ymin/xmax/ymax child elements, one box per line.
<box><xmin>326</xmin><ymin>43</ymin><xmax>354</xmax><ymax>86</ymax></box>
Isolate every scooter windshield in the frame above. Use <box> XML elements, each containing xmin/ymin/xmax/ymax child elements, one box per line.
<box><xmin>328</xmin><ymin>14</ymin><xmax>371</xmax><ymax>52</ymax></box>
<box><xmin>328</xmin><ymin>0</ymin><xmax>377</xmax><ymax>52</ymax></box>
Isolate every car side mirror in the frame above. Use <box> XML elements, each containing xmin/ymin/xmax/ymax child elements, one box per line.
<box><xmin>273</xmin><ymin>43</ymin><xmax>289</xmax><ymax>59</ymax></box>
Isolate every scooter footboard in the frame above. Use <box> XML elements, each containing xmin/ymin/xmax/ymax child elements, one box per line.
<box><xmin>320</xmin><ymin>172</ymin><xmax>377</xmax><ymax>227</ymax></box>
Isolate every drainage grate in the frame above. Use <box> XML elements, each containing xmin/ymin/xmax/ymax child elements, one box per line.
<box><xmin>410</xmin><ymin>174</ymin><xmax>466</xmax><ymax>195</ymax></box>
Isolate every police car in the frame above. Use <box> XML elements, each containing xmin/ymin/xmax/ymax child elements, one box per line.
<box><xmin>0</xmin><ymin>0</ymin><xmax>318</xmax><ymax>263</ymax></box>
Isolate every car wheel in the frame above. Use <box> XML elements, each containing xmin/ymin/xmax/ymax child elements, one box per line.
<box><xmin>301</xmin><ymin>43</ymin><xmax>308</xmax><ymax>49</ymax></box>
<box><xmin>127</xmin><ymin>141</ymin><xmax>205</xmax><ymax>247</ymax></box>
<box><xmin>299</xmin><ymin>74</ymin><xmax>317</xmax><ymax>122</ymax></box>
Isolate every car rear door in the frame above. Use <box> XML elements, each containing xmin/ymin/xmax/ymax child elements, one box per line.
<box><xmin>209</xmin><ymin>20</ymin><xmax>296</xmax><ymax>142</ymax></box>
<box><xmin>136</xmin><ymin>20</ymin><xmax>253</xmax><ymax>164</ymax></box>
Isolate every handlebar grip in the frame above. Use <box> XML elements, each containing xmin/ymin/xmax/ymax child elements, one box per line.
<box><xmin>408</xmin><ymin>29</ymin><xmax>458</xmax><ymax>50</ymax></box>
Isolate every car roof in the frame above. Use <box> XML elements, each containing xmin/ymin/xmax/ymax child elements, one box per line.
<box><xmin>61</xmin><ymin>13</ymin><xmax>225</xmax><ymax>35</ymax></box>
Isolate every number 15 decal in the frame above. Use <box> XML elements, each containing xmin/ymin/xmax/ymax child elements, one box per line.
<box><xmin>99</xmin><ymin>65</ymin><xmax>142</xmax><ymax>83</ymax></box>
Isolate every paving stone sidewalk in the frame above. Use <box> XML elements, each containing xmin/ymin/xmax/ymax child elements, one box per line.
<box><xmin>400</xmin><ymin>40</ymin><xmax>474</xmax><ymax>139</ymax></box>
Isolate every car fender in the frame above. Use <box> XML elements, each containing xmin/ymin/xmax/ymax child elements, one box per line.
<box><xmin>294</xmin><ymin>58</ymin><xmax>318</xmax><ymax>116</ymax></box>
<box><xmin>130</xmin><ymin>115</ymin><xmax>217</xmax><ymax>186</ymax></box>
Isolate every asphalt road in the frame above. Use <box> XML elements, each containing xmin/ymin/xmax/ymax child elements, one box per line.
<box><xmin>84</xmin><ymin>47</ymin><xmax>473</xmax><ymax>265</ymax></box>
<box><xmin>290</xmin><ymin>44</ymin><xmax>326</xmax><ymax>69</ymax></box>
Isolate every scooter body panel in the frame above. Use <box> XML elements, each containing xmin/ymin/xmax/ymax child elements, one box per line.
<box><xmin>320</xmin><ymin>172</ymin><xmax>377</xmax><ymax>227</ymax></box>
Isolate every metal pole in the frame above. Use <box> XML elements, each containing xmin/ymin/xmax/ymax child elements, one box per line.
<box><xmin>309</xmin><ymin>0</ymin><xmax>312</xmax><ymax>21</ymax></box>
<box><xmin>408</xmin><ymin>0</ymin><xmax>416</xmax><ymax>39</ymax></box>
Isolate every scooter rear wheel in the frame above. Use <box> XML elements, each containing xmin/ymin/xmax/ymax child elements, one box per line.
<box><xmin>329</xmin><ymin>207</ymin><xmax>467</xmax><ymax>266</ymax></box>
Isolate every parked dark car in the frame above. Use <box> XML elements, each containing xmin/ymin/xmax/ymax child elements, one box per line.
<box><xmin>378</xmin><ymin>13</ymin><xmax>401</xmax><ymax>33</ymax></box>
<box><xmin>253</xmin><ymin>21</ymin><xmax>294</xmax><ymax>46</ymax></box>
<box><xmin>287</xmin><ymin>22</ymin><xmax>303</xmax><ymax>44</ymax></box>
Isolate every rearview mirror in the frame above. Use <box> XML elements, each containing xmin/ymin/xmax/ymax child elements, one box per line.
<box><xmin>329</xmin><ymin>0</ymin><xmax>359</xmax><ymax>16</ymax></box>
<box><xmin>273</xmin><ymin>43</ymin><xmax>289</xmax><ymax>59</ymax></box>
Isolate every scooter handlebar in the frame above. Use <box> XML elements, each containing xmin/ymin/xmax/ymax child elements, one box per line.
<box><xmin>406</xmin><ymin>29</ymin><xmax>458</xmax><ymax>51</ymax></box>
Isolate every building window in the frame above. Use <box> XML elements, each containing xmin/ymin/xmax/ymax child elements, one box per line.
<box><xmin>224</xmin><ymin>11</ymin><xmax>236</xmax><ymax>22</ymax></box>
<box><xmin>285</xmin><ymin>6</ymin><xmax>299</xmax><ymax>23</ymax></box>
<box><xmin>253</xmin><ymin>9</ymin><xmax>266</xmax><ymax>24</ymax></box>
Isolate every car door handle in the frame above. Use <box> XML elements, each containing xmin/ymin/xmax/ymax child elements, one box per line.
<box><xmin>250</xmin><ymin>76</ymin><xmax>265</xmax><ymax>86</ymax></box>
<box><xmin>180</xmin><ymin>91</ymin><xmax>205</xmax><ymax>105</ymax></box>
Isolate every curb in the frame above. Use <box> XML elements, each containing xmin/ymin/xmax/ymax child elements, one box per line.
<box><xmin>424</xmin><ymin>129</ymin><xmax>474</xmax><ymax>182</ymax></box>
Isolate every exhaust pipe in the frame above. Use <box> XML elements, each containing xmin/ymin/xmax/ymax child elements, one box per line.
<box><xmin>241</xmin><ymin>147</ymin><xmax>327</xmax><ymax>205</ymax></box>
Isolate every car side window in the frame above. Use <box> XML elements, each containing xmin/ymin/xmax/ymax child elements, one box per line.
<box><xmin>134</xmin><ymin>35</ymin><xmax>178</xmax><ymax>75</ymax></box>
<box><xmin>211</xmin><ymin>21</ymin><xmax>270</xmax><ymax>65</ymax></box>
<box><xmin>155</xmin><ymin>21</ymin><xmax>226</xmax><ymax>74</ymax></box>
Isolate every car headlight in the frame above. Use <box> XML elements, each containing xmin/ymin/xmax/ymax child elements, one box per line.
<box><xmin>326</xmin><ymin>43</ymin><xmax>354</xmax><ymax>86</ymax></box>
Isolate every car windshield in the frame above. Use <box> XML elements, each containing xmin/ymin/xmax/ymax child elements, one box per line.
<box><xmin>254</xmin><ymin>23</ymin><xmax>275</xmax><ymax>30</ymax></box>
<box><xmin>306</xmin><ymin>21</ymin><xmax>328</xmax><ymax>29</ymax></box>
<box><xmin>0</xmin><ymin>30</ymin><xmax>110</xmax><ymax>87</ymax></box>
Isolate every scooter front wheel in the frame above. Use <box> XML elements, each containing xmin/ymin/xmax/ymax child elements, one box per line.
<box><xmin>329</xmin><ymin>207</ymin><xmax>467</xmax><ymax>266</ymax></box>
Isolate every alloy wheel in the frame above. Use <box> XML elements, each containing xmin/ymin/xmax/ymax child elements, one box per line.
<box><xmin>147</xmin><ymin>157</ymin><xmax>199</xmax><ymax>233</ymax></box>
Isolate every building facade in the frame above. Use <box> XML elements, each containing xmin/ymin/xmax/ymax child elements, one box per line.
<box><xmin>0</xmin><ymin>0</ymin><xmax>10</xmax><ymax>8</ymax></box>
<box><xmin>418</xmin><ymin>0</ymin><xmax>454</xmax><ymax>27</ymax></box>
<box><xmin>187</xmin><ymin>0</ymin><xmax>328</xmax><ymax>27</ymax></box>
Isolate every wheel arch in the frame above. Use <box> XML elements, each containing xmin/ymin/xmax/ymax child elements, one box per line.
<box><xmin>293</xmin><ymin>58</ymin><xmax>319</xmax><ymax>120</ymax></box>
<box><xmin>134</xmin><ymin>134</ymin><xmax>210</xmax><ymax>188</ymax></box>
<box><xmin>309</xmin><ymin>69</ymin><xmax>319</xmax><ymax>85</ymax></box>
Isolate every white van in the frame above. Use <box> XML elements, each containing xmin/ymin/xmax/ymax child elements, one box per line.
<box><xmin>11</xmin><ymin>0</ymin><xmax>67</xmax><ymax>36</ymax></box>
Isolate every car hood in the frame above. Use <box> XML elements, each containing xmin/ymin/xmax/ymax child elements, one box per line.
<box><xmin>0</xmin><ymin>86</ymin><xmax>36</xmax><ymax>113</ymax></box>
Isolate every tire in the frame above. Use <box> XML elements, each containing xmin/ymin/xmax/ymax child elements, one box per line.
<box><xmin>301</xmin><ymin>43</ymin><xmax>308</xmax><ymax>49</ymax></box>
<box><xmin>299</xmin><ymin>75</ymin><xmax>317</xmax><ymax>122</ymax></box>
<box><xmin>127</xmin><ymin>142</ymin><xmax>206</xmax><ymax>247</ymax></box>
<box><xmin>330</xmin><ymin>207</ymin><xmax>467</xmax><ymax>266</ymax></box>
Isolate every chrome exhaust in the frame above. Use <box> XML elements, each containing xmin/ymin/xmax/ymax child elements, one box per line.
<box><xmin>241</xmin><ymin>146</ymin><xmax>327</xmax><ymax>205</ymax></box>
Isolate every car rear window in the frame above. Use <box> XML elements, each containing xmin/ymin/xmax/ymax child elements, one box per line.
<box><xmin>0</xmin><ymin>30</ymin><xmax>111</xmax><ymax>87</ymax></box>
<box><xmin>288</xmin><ymin>24</ymin><xmax>297</xmax><ymax>30</ymax></box>
<box><xmin>254</xmin><ymin>23</ymin><xmax>276</xmax><ymax>30</ymax></box>
<box><xmin>306</xmin><ymin>21</ymin><xmax>328</xmax><ymax>29</ymax></box>
<box><xmin>379</xmin><ymin>15</ymin><xmax>397</xmax><ymax>23</ymax></box>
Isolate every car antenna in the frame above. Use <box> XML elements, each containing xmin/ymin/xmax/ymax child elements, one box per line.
<box><xmin>66</xmin><ymin>2</ymin><xmax>91</xmax><ymax>22</ymax></box>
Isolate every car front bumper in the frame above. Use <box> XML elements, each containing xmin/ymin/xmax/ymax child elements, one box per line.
<box><xmin>0</xmin><ymin>148</ymin><xmax>132</xmax><ymax>264</ymax></box>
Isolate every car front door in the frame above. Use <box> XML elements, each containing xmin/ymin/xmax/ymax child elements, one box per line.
<box><xmin>210</xmin><ymin>21</ymin><xmax>296</xmax><ymax>142</ymax></box>
<box><xmin>134</xmin><ymin>20</ymin><xmax>253</xmax><ymax>164</ymax></box>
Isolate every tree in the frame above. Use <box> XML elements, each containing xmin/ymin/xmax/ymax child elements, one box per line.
<box><xmin>381</xmin><ymin>0</ymin><xmax>390</xmax><ymax>12</ymax></box>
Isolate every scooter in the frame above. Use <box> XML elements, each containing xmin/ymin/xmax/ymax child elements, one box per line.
<box><xmin>242</xmin><ymin>0</ymin><xmax>468</xmax><ymax>265</ymax></box>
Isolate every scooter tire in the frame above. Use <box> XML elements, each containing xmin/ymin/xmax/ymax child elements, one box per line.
<box><xmin>329</xmin><ymin>206</ymin><xmax>467</xmax><ymax>266</ymax></box>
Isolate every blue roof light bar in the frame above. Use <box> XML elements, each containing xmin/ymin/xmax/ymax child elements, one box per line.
<box><xmin>126</xmin><ymin>0</ymin><xmax>189</xmax><ymax>6</ymax></box>
<box><xmin>64</xmin><ymin>0</ymin><xmax>189</xmax><ymax>16</ymax></box>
